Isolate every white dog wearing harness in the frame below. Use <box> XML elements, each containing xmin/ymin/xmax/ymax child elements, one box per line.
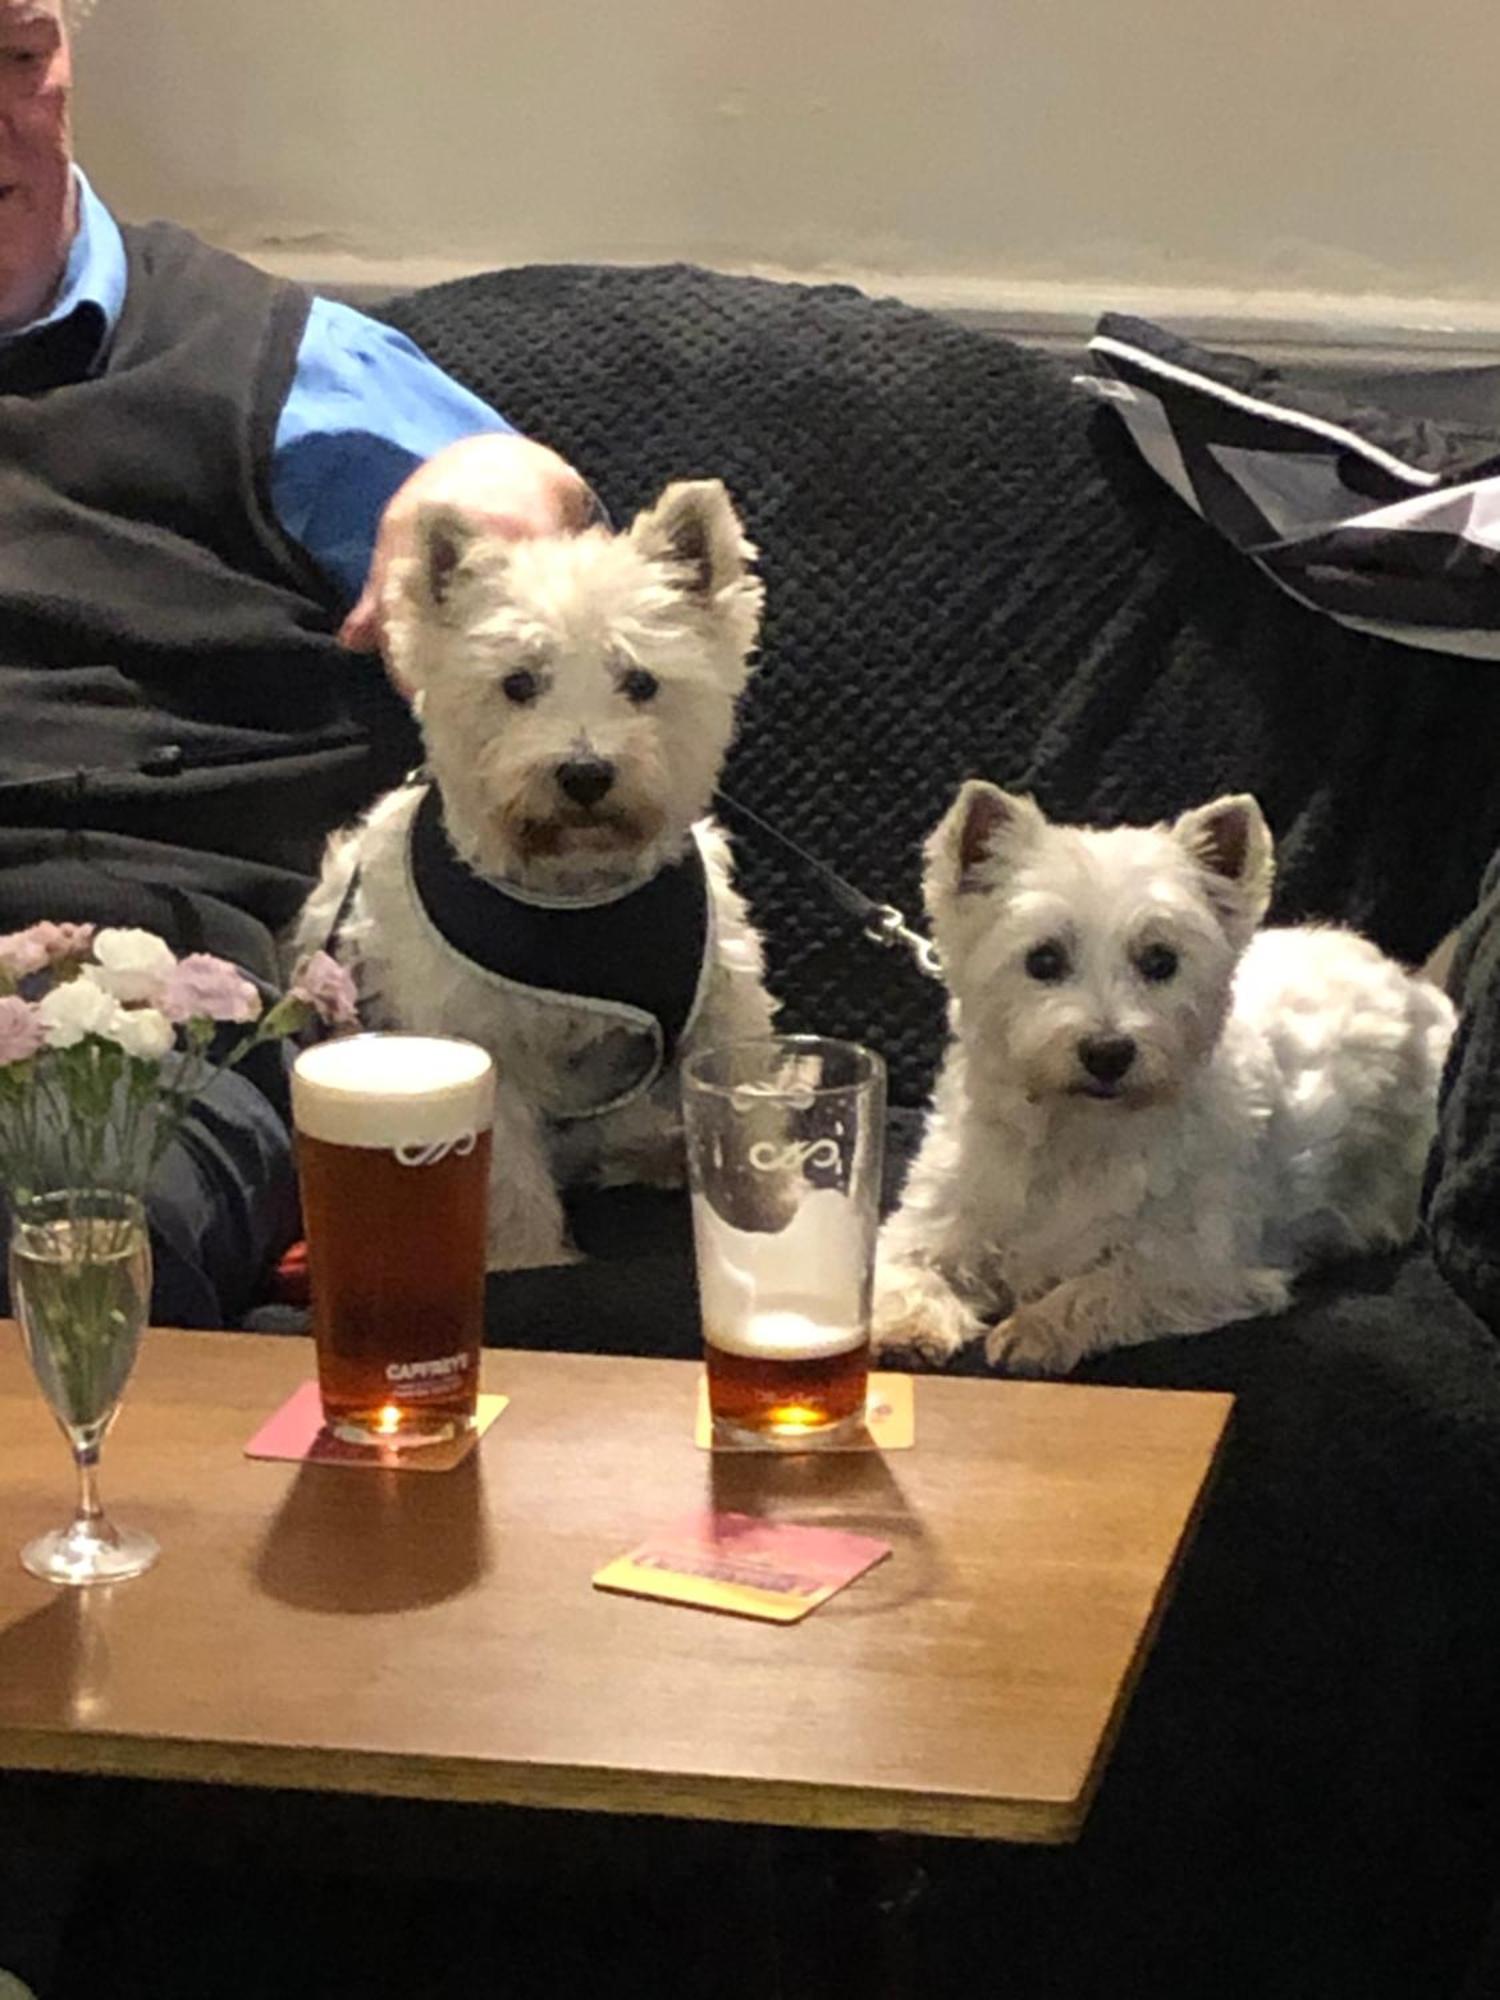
<box><xmin>288</xmin><ymin>480</ymin><xmax>776</xmax><ymax>1270</ymax></box>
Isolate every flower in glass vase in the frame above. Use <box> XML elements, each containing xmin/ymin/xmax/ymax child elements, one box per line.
<box><xmin>0</xmin><ymin>926</ymin><xmax>358</xmax><ymax>1586</ymax></box>
<box><xmin>0</xmin><ymin>928</ymin><xmax>357</xmax><ymax>1201</ymax></box>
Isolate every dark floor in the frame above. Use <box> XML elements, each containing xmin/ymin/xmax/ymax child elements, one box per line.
<box><xmin>1</xmin><ymin>1778</ymin><xmax>938</xmax><ymax>2000</ymax></box>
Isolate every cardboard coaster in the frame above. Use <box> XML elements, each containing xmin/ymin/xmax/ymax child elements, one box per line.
<box><xmin>593</xmin><ymin>1508</ymin><xmax>891</xmax><ymax>1623</ymax></box>
<box><xmin>244</xmin><ymin>1381</ymin><xmax>509</xmax><ymax>1473</ymax></box>
<box><xmin>694</xmin><ymin>1371</ymin><xmax>914</xmax><ymax>1453</ymax></box>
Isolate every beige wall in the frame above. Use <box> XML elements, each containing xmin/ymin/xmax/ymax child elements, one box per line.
<box><xmin>71</xmin><ymin>0</ymin><xmax>1500</xmax><ymax>339</ymax></box>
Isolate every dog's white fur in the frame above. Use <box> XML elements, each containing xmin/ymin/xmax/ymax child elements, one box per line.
<box><xmin>873</xmin><ymin>783</ymin><xmax>1455</xmax><ymax>1375</ymax></box>
<box><xmin>288</xmin><ymin>480</ymin><xmax>776</xmax><ymax>1271</ymax></box>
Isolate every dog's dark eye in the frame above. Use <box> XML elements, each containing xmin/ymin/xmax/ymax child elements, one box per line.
<box><xmin>1024</xmin><ymin>942</ymin><xmax>1070</xmax><ymax>983</ymax></box>
<box><xmin>620</xmin><ymin>667</ymin><xmax>659</xmax><ymax>705</ymax></box>
<box><xmin>1137</xmin><ymin>943</ymin><xmax>1179</xmax><ymax>984</ymax></box>
<box><xmin>500</xmin><ymin>669</ymin><xmax>540</xmax><ymax>706</ymax></box>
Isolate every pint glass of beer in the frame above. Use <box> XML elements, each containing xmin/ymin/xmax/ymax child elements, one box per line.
<box><xmin>683</xmin><ymin>1036</ymin><xmax>886</xmax><ymax>1444</ymax></box>
<box><xmin>291</xmin><ymin>1034</ymin><xmax>495</xmax><ymax>1449</ymax></box>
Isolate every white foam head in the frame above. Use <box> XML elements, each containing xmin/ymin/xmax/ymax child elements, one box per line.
<box><xmin>292</xmin><ymin>1035</ymin><xmax>495</xmax><ymax>1151</ymax></box>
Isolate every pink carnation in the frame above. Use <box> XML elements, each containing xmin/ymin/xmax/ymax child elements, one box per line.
<box><xmin>0</xmin><ymin>929</ymin><xmax>49</xmax><ymax>979</ymax></box>
<box><xmin>31</xmin><ymin>921</ymin><xmax>96</xmax><ymax>964</ymax></box>
<box><xmin>0</xmin><ymin>922</ymin><xmax>99</xmax><ymax>980</ymax></box>
<box><xmin>289</xmin><ymin>951</ymin><xmax>360</xmax><ymax>1027</ymax></box>
<box><xmin>0</xmin><ymin>994</ymin><xmax>45</xmax><ymax>1065</ymax></box>
<box><xmin>162</xmin><ymin>954</ymin><xmax>263</xmax><ymax>1025</ymax></box>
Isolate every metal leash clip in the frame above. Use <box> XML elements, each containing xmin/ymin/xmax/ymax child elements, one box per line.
<box><xmin>864</xmin><ymin>903</ymin><xmax>944</xmax><ymax>982</ymax></box>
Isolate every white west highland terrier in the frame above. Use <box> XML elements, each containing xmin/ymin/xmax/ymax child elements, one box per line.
<box><xmin>290</xmin><ymin>480</ymin><xmax>775</xmax><ymax>1271</ymax></box>
<box><xmin>873</xmin><ymin>783</ymin><xmax>1455</xmax><ymax>1375</ymax></box>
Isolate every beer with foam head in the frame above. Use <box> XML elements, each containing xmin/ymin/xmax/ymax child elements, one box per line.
<box><xmin>292</xmin><ymin>1034</ymin><xmax>495</xmax><ymax>1448</ymax></box>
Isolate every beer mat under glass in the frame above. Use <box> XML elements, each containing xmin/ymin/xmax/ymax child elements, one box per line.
<box><xmin>694</xmin><ymin>1372</ymin><xmax>914</xmax><ymax>1452</ymax></box>
<box><xmin>592</xmin><ymin>1509</ymin><xmax>892</xmax><ymax>1624</ymax></box>
<box><xmin>244</xmin><ymin>1381</ymin><xmax>510</xmax><ymax>1473</ymax></box>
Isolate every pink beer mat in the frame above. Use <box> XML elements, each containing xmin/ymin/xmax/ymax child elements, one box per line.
<box><xmin>593</xmin><ymin>1510</ymin><xmax>893</xmax><ymax>1623</ymax></box>
<box><xmin>244</xmin><ymin>1381</ymin><xmax>509</xmax><ymax>1474</ymax></box>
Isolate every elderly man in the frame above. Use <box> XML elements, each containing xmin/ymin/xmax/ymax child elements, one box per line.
<box><xmin>0</xmin><ymin>0</ymin><xmax>590</xmax><ymax>1326</ymax></box>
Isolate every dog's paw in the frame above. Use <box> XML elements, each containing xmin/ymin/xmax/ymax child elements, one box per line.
<box><xmin>870</xmin><ymin>1264</ymin><xmax>983</xmax><ymax>1365</ymax></box>
<box><xmin>984</xmin><ymin>1306</ymin><xmax>1087</xmax><ymax>1377</ymax></box>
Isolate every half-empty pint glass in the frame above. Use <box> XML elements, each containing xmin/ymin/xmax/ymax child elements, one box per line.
<box><xmin>683</xmin><ymin>1036</ymin><xmax>886</xmax><ymax>1444</ymax></box>
<box><xmin>292</xmin><ymin>1034</ymin><xmax>495</xmax><ymax>1448</ymax></box>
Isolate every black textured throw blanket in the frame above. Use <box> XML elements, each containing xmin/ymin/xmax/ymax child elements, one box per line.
<box><xmin>385</xmin><ymin>264</ymin><xmax>1500</xmax><ymax>1109</ymax></box>
<box><xmin>360</xmin><ymin>268</ymin><xmax>1500</xmax><ymax>1997</ymax></box>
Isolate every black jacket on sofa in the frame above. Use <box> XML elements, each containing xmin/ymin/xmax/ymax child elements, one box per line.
<box><xmin>371</xmin><ymin>265</ymin><xmax>1500</xmax><ymax>2000</ymax></box>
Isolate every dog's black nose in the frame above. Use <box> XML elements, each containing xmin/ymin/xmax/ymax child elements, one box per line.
<box><xmin>556</xmin><ymin>757</ymin><xmax>616</xmax><ymax>809</ymax></box>
<box><xmin>1079</xmin><ymin>1035</ymin><xmax>1136</xmax><ymax>1085</ymax></box>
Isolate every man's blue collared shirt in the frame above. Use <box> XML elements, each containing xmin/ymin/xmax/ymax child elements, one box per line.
<box><xmin>1</xmin><ymin>170</ymin><xmax>514</xmax><ymax>605</ymax></box>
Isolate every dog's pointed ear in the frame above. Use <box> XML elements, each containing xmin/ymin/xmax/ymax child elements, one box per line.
<box><xmin>630</xmin><ymin>480</ymin><xmax>755</xmax><ymax>603</ymax></box>
<box><xmin>383</xmin><ymin>504</ymin><xmax>506</xmax><ymax>691</ymax></box>
<box><xmin>410</xmin><ymin>503</ymin><xmax>500</xmax><ymax>614</ymax></box>
<box><xmin>1172</xmin><ymin>794</ymin><xmax>1275</xmax><ymax>938</ymax></box>
<box><xmin>925</xmin><ymin>782</ymin><xmax>1046</xmax><ymax>912</ymax></box>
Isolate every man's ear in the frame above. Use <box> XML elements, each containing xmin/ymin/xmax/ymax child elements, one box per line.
<box><xmin>630</xmin><ymin>480</ymin><xmax>754</xmax><ymax>601</ymax></box>
<box><xmin>924</xmin><ymin>781</ymin><xmax>1046</xmax><ymax>916</ymax></box>
<box><xmin>1172</xmin><ymin>794</ymin><xmax>1275</xmax><ymax>940</ymax></box>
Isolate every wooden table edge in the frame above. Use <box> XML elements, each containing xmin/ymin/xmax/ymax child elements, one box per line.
<box><xmin>0</xmin><ymin>1726</ymin><xmax>1088</xmax><ymax>1845</ymax></box>
<box><xmin>1066</xmin><ymin>1389</ymin><xmax>1235</xmax><ymax>1828</ymax></box>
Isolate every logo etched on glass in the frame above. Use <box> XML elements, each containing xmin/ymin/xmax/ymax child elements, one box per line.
<box><xmin>394</xmin><ymin>1131</ymin><xmax>479</xmax><ymax>1169</ymax></box>
<box><xmin>748</xmin><ymin>1137</ymin><xmax>841</xmax><ymax>1175</ymax></box>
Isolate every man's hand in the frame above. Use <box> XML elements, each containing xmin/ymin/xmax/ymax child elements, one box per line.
<box><xmin>338</xmin><ymin>433</ymin><xmax>595</xmax><ymax>666</ymax></box>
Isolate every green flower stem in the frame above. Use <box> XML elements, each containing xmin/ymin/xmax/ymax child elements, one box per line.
<box><xmin>12</xmin><ymin>1199</ymin><xmax>148</xmax><ymax>1445</ymax></box>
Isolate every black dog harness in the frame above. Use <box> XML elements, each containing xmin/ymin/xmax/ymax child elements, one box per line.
<box><xmin>371</xmin><ymin>785</ymin><xmax>713</xmax><ymax>1119</ymax></box>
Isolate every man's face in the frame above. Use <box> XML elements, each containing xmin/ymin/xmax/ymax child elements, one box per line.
<box><xmin>0</xmin><ymin>0</ymin><xmax>73</xmax><ymax>330</ymax></box>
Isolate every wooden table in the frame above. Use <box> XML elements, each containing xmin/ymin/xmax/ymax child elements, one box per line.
<box><xmin>0</xmin><ymin>1327</ymin><xmax>1229</xmax><ymax>1846</ymax></box>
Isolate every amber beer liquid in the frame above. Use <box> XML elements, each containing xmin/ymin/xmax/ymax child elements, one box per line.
<box><xmin>292</xmin><ymin>1035</ymin><xmax>495</xmax><ymax>1449</ymax></box>
<box><xmin>705</xmin><ymin>1313</ymin><xmax>870</xmax><ymax>1438</ymax></box>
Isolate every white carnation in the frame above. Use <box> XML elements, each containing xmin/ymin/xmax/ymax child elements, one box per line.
<box><xmin>90</xmin><ymin>927</ymin><xmax>177</xmax><ymax>1005</ymax></box>
<box><xmin>36</xmin><ymin>978</ymin><xmax>125</xmax><ymax>1049</ymax></box>
<box><xmin>110</xmin><ymin>1007</ymin><xmax>175</xmax><ymax>1063</ymax></box>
